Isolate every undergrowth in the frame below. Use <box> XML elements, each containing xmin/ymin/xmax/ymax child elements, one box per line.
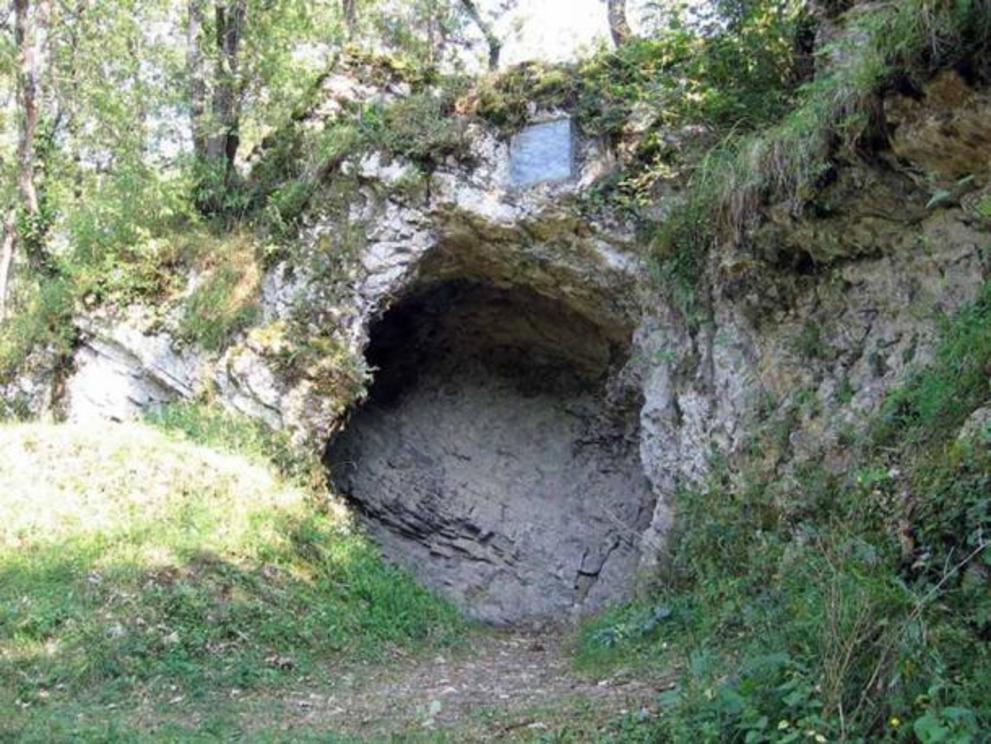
<box><xmin>580</xmin><ymin>280</ymin><xmax>991</xmax><ymax>741</ymax></box>
<box><xmin>0</xmin><ymin>278</ymin><xmax>76</xmax><ymax>382</ymax></box>
<box><xmin>177</xmin><ymin>231</ymin><xmax>264</xmax><ymax>352</ymax></box>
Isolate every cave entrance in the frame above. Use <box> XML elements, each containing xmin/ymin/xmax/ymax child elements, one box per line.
<box><xmin>326</xmin><ymin>281</ymin><xmax>654</xmax><ymax>624</ymax></box>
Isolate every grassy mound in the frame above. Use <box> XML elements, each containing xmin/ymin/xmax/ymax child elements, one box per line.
<box><xmin>0</xmin><ymin>418</ymin><xmax>464</xmax><ymax>741</ymax></box>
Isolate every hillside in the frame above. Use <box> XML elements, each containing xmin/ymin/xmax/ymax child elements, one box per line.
<box><xmin>1</xmin><ymin>0</ymin><xmax>990</xmax><ymax>740</ymax></box>
<box><xmin>0</xmin><ymin>416</ymin><xmax>465</xmax><ymax>739</ymax></box>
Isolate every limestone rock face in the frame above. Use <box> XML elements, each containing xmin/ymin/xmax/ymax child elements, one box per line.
<box><xmin>65</xmin><ymin>311</ymin><xmax>205</xmax><ymax>423</ymax></box>
<box><xmin>10</xmin><ymin>60</ymin><xmax>991</xmax><ymax>624</ymax></box>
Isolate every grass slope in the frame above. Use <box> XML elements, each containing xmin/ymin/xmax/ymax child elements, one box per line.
<box><xmin>0</xmin><ymin>418</ymin><xmax>464</xmax><ymax>741</ymax></box>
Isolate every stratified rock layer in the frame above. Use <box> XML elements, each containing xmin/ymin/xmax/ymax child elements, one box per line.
<box><xmin>327</xmin><ymin>282</ymin><xmax>652</xmax><ymax>623</ymax></box>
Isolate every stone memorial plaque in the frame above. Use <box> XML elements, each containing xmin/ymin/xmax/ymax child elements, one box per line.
<box><xmin>510</xmin><ymin>118</ymin><xmax>575</xmax><ymax>188</ymax></box>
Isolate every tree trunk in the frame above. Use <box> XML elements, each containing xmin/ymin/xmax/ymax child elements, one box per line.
<box><xmin>187</xmin><ymin>0</ymin><xmax>207</xmax><ymax>161</ymax></box>
<box><xmin>208</xmin><ymin>0</ymin><xmax>247</xmax><ymax>176</ymax></box>
<box><xmin>459</xmin><ymin>0</ymin><xmax>500</xmax><ymax>71</ymax></box>
<box><xmin>2</xmin><ymin>0</ymin><xmax>48</xmax><ymax>318</ymax></box>
<box><xmin>14</xmin><ymin>0</ymin><xmax>41</xmax><ymax>218</ymax></box>
<box><xmin>606</xmin><ymin>0</ymin><xmax>632</xmax><ymax>47</ymax></box>
<box><xmin>0</xmin><ymin>211</ymin><xmax>16</xmax><ymax>324</ymax></box>
<box><xmin>342</xmin><ymin>0</ymin><xmax>357</xmax><ymax>41</ymax></box>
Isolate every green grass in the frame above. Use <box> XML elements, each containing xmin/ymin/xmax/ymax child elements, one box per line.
<box><xmin>179</xmin><ymin>231</ymin><xmax>261</xmax><ymax>351</ymax></box>
<box><xmin>708</xmin><ymin>0</ymin><xmax>991</xmax><ymax>239</ymax></box>
<box><xmin>145</xmin><ymin>401</ymin><xmax>314</xmax><ymax>485</ymax></box>
<box><xmin>0</xmin><ymin>419</ymin><xmax>465</xmax><ymax>741</ymax></box>
<box><xmin>645</xmin><ymin>0</ymin><xmax>991</xmax><ymax>327</ymax></box>
<box><xmin>874</xmin><ymin>282</ymin><xmax>991</xmax><ymax>450</ymax></box>
<box><xmin>578</xmin><ymin>281</ymin><xmax>991</xmax><ymax>741</ymax></box>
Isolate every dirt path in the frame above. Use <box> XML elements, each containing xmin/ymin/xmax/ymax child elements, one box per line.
<box><xmin>262</xmin><ymin>627</ymin><xmax>671</xmax><ymax>740</ymax></box>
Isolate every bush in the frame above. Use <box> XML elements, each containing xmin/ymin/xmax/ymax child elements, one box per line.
<box><xmin>177</xmin><ymin>232</ymin><xmax>262</xmax><ymax>352</ymax></box>
<box><xmin>62</xmin><ymin>161</ymin><xmax>198</xmax><ymax>306</ymax></box>
<box><xmin>358</xmin><ymin>88</ymin><xmax>470</xmax><ymax>167</ymax></box>
<box><xmin>874</xmin><ymin>282</ymin><xmax>991</xmax><ymax>450</ymax></box>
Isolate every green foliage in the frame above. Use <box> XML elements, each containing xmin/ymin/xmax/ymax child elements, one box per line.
<box><xmin>580</xmin><ymin>283</ymin><xmax>991</xmax><ymax>741</ymax></box>
<box><xmin>578</xmin><ymin>7</ymin><xmax>802</xmax><ymax>136</ymax></box>
<box><xmin>474</xmin><ymin>61</ymin><xmax>576</xmax><ymax>131</ymax></box>
<box><xmin>708</xmin><ymin>0</ymin><xmax>991</xmax><ymax>239</ymax></box>
<box><xmin>179</xmin><ymin>265</ymin><xmax>260</xmax><ymax>352</ymax></box>
<box><xmin>249</xmin><ymin>66</ymin><xmax>468</xmax><ymax>238</ymax></box>
<box><xmin>358</xmin><ymin>87</ymin><xmax>470</xmax><ymax>167</ymax></box>
<box><xmin>478</xmin><ymin>1</ymin><xmax>803</xmax><ymax>142</ymax></box>
<box><xmin>793</xmin><ymin>322</ymin><xmax>832</xmax><ymax>362</ymax></box>
<box><xmin>0</xmin><ymin>278</ymin><xmax>76</xmax><ymax>382</ymax></box>
<box><xmin>874</xmin><ymin>282</ymin><xmax>991</xmax><ymax>450</ymax></box>
<box><xmin>177</xmin><ymin>232</ymin><xmax>263</xmax><ymax>352</ymax></box>
<box><xmin>61</xmin><ymin>163</ymin><xmax>198</xmax><ymax>306</ymax></box>
<box><xmin>637</xmin><ymin>0</ymin><xmax>991</xmax><ymax>325</ymax></box>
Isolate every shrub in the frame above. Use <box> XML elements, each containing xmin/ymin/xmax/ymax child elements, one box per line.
<box><xmin>0</xmin><ymin>278</ymin><xmax>76</xmax><ymax>382</ymax></box>
<box><xmin>358</xmin><ymin>88</ymin><xmax>470</xmax><ymax>167</ymax></box>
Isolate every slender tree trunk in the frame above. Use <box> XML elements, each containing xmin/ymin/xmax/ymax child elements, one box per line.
<box><xmin>15</xmin><ymin>0</ymin><xmax>41</xmax><ymax>218</ymax></box>
<box><xmin>459</xmin><ymin>0</ymin><xmax>500</xmax><ymax>71</ymax></box>
<box><xmin>208</xmin><ymin>0</ymin><xmax>246</xmax><ymax>177</ymax></box>
<box><xmin>187</xmin><ymin>0</ymin><xmax>208</xmax><ymax>161</ymax></box>
<box><xmin>606</xmin><ymin>0</ymin><xmax>632</xmax><ymax>47</ymax></box>
<box><xmin>2</xmin><ymin>0</ymin><xmax>48</xmax><ymax>318</ymax></box>
<box><xmin>342</xmin><ymin>0</ymin><xmax>357</xmax><ymax>41</ymax></box>
<box><xmin>0</xmin><ymin>211</ymin><xmax>16</xmax><ymax>323</ymax></box>
<box><xmin>427</xmin><ymin>0</ymin><xmax>436</xmax><ymax>66</ymax></box>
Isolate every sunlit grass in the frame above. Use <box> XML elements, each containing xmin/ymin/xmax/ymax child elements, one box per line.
<box><xmin>0</xmin><ymin>420</ymin><xmax>465</xmax><ymax>740</ymax></box>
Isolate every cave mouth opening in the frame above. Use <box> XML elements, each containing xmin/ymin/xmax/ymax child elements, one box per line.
<box><xmin>326</xmin><ymin>280</ymin><xmax>655</xmax><ymax>624</ymax></box>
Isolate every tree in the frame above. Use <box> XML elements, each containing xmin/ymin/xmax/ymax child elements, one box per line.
<box><xmin>342</xmin><ymin>0</ymin><xmax>357</xmax><ymax>40</ymax></box>
<box><xmin>210</xmin><ymin>0</ymin><xmax>246</xmax><ymax>172</ymax></box>
<box><xmin>459</xmin><ymin>0</ymin><xmax>500</xmax><ymax>71</ymax></box>
<box><xmin>605</xmin><ymin>0</ymin><xmax>632</xmax><ymax>47</ymax></box>
<box><xmin>1</xmin><ymin>0</ymin><xmax>50</xmax><ymax>322</ymax></box>
<box><xmin>187</xmin><ymin>0</ymin><xmax>208</xmax><ymax>162</ymax></box>
<box><xmin>188</xmin><ymin>0</ymin><xmax>247</xmax><ymax>189</ymax></box>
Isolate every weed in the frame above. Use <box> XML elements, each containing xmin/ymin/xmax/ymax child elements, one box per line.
<box><xmin>0</xmin><ymin>278</ymin><xmax>76</xmax><ymax>382</ymax></box>
<box><xmin>178</xmin><ymin>232</ymin><xmax>263</xmax><ymax>352</ymax></box>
